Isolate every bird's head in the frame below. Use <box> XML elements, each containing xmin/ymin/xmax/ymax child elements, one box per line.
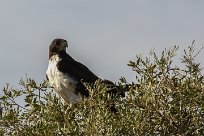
<box><xmin>49</xmin><ymin>38</ymin><xmax>68</xmax><ymax>53</ymax></box>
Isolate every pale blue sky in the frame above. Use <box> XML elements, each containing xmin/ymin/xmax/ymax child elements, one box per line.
<box><xmin>0</xmin><ymin>1</ymin><xmax>204</xmax><ymax>92</ymax></box>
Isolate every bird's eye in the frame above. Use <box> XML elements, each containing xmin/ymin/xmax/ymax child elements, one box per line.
<box><xmin>54</xmin><ymin>41</ymin><xmax>61</xmax><ymax>46</ymax></box>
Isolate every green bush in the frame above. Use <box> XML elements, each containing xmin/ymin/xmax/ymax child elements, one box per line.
<box><xmin>0</xmin><ymin>43</ymin><xmax>204</xmax><ymax>135</ymax></box>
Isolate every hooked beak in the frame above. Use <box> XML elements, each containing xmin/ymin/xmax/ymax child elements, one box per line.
<box><xmin>64</xmin><ymin>40</ymin><xmax>68</xmax><ymax>48</ymax></box>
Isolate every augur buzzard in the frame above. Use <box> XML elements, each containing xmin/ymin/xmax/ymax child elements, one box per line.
<box><xmin>46</xmin><ymin>38</ymin><xmax>126</xmax><ymax>105</ymax></box>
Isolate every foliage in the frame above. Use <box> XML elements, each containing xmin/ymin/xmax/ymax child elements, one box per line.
<box><xmin>0</xmin><ymin>43</ymin><xmax>204</xmax><ymax>135</ymax></box>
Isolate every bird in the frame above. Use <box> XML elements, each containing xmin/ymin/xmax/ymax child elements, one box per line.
<box><xmin>46</xmin><ymin>38</ymin><xmax>128</xmax><ymax>110</ymax></box>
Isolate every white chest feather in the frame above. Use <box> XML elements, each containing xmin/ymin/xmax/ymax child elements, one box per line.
<box><xmin>46</xmin><ymin>55</ymin><xmax>81</xmax><ymax>104</ymax></box>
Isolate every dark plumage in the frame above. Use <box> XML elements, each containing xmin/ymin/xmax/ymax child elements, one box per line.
<box><xmin>46</xmin><ymin>38</ymin><xmax>128</xmax><ymax>112</ymax></box>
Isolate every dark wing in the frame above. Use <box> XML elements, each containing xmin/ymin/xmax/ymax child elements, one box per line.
<box><xmin>57</xmin><ymin>53</ymin><xmax>99</xmax><ymax>84</ymax></box>
<box><xmin>56</xmin><ymin>53</ymin><xmax>99</xmax><ymax>97</ymax></box>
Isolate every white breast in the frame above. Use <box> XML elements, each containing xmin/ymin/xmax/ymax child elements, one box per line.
<box><xmin>46</xmin><ymin>55</ymin><xmax>81</xmax><ymax>104</ymax></box>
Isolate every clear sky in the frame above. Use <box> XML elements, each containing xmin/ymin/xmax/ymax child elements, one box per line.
<box><xmin>0</xmin><ymin>1</ymin><xmax>204</xmax><ymax>93</ymax></box>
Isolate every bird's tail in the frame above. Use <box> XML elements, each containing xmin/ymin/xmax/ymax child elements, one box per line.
<box><xmin>101</xmin><ymin>79</ymin><xmax>136</xmax><ymax>113</ymax></box>
<box><xmin>101</xmin><ymin>79</ymin><xmax>134</xmax><ymax>98</ymax></box>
